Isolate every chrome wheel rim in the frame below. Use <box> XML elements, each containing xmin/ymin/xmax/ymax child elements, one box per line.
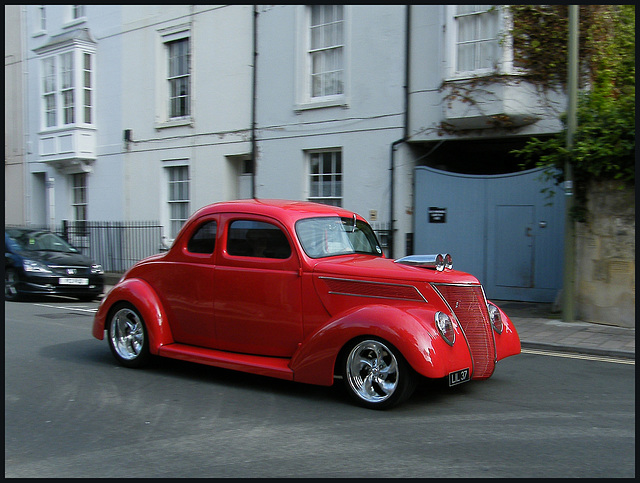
<box><xmin>346</xmin><ymin>340</ymin><xmax>399</xmax><ymax>404</ymax></box>
<box><xmin>109</xmin><ymin>308</ymin><xmax>145</xmax><ymax>361</ymax></box>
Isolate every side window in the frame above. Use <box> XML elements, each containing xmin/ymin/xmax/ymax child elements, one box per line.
<box><xmin>187</xmin><ymin>220</ymin><xmax>217</xmax><ymax>254</ymax></box>
<box><xmin>227</xmin><ymin>220</ymin><xmax>291</xmax><ymax>259</ymax></box>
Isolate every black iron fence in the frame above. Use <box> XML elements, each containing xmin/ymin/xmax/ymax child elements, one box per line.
<box><xmin>10</xmin><ymin>220</ymin><xmax>391</xmax><ymax>273</ymax></box>
<box><xmin>59</xmin><ymin>221</ymin><xmax>164</xmax><ymax>273</ymax></box>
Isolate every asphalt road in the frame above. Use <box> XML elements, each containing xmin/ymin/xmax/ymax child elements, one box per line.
<box><xmin>4</xmin><ymin>298</ymin><xmax>635</xmax><ymax>478</ymax></box>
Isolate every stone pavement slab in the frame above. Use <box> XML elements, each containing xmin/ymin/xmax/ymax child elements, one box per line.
<box><xmin>497</xmin><ymin>300</ymin><xmax>635</xmax><ymax>360</ymax></box>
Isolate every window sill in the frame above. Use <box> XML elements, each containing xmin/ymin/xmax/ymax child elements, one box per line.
<box><xmin>444</xmin><ymin>69</ymin><xmax>524</xmax><ymax>83</ymax></box>
<box><xmin>38</xmin><ymin>124</ymin><xmax>96</xmax><ymax>135</ymax></box>
<box><xmin>294</xmin><ymin>97</ymin><xmax>348</xmax><ymax>113</ymax></box>
<box><xmin>63</xmin><ymin>17</ymin><xmax>87</xmax><ymax>29</ymax></box>
<box><xmin>155</xmin><ymin>117</ymin><xmax>193</xmax><ymax>130</ymax></box>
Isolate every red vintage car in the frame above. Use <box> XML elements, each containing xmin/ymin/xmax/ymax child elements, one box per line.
<box><xmin>92</xmin><ymin>199</ymin><xmax>520</xmax><ymax>409</ymax></box>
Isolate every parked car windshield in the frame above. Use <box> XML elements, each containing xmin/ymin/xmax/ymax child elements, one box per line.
<box><xmin>295</xmin><ymin>217</ymin><xmax>383</xmax><ymax>259</ymax></box>
<box><xmin>6</xmin><ymin>230</ymin><xmax>78</xmax><ymax>253</ymax></box>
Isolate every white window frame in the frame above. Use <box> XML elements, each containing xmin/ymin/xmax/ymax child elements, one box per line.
<box><xmin>42</xmin><ymin>56</ymin><xmax>57</xmax><ymax>128</ymax></box>
<box><xmin>444</xmin><ymin>5</ymin><xmax>512</xmax><ymax>80</ymax></box>
<box><xmin>71</xmin><ymin>172</ymin><xmax>88</xmax><ymax>227</ymax></box>
<box><xmin>307</xmin><ymin>149</ymin><xmax>343</xmax><ymax>207</ymax></box>
<box><xmin>72</xmin><ymin>5</ymin><xmax>85</xmax><ymax>20</ymax></box>
<box><xmin>156</xmin><ymin>24</ymin><xmax>193</xmax><ymax>129</ymax></box>
<box><xmin>295</xmin><ymin>5</ymin><xmax>349</xmax><ymax>111</ymax></box>
<box><xmin>82</xmin><ymin>52</ymin><xmax>93</xmax><ymax>124</ymax></box>
<box><xmin>164</xmin><ymin>163</ymin><xmax>190</xmax><ymax>239</ymax></box>
<box><xmin>39</xmin><ymin>48</ymin><xmax>95</xmax><ymax>131</ymax></box>
<box><xmin>60</xmin><ymin>52</ymin><xmax>75</xmax><ymax>125</ymax></box>
<box><xmin>167</xmin><ymin>38</ymin><xmax>190</xmax><ymax>119</ymax></box>
<box><xmin>64</xmin><ymin>5</ymin><xmax>86</xmax><ymax>29</ymax></box>
<box><xmin>32</xmin><ymin>5</ymin><xmax>47</xmax><ymax>37</ymax></box>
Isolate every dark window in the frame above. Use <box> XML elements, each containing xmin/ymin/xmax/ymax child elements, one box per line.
<box><xmin>187</xmin><ymin>220</ymin><xmax>216</xmax><ymax>254</ymax></box>
<box><xmin>227</xmin><ymin>220</ymin><xmax>291</xmax><ymax>259</ymax></box>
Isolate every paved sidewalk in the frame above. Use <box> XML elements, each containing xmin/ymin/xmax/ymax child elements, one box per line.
<box><xmin>496</xmin><ymin>300</ymin><xmax>635</xmax><ymax>360</ymax></box>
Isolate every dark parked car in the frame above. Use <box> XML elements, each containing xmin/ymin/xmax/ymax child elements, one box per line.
<box><xmin>4</xmin><ymin>227</ymin><xmax>104</xmax><ymax>301</ymax></box>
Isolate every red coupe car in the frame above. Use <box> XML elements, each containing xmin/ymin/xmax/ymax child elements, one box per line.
<box><xmin>93</xmin><ymin>199</ymin><xmax>520</xmax><ymax>409</ymax></box>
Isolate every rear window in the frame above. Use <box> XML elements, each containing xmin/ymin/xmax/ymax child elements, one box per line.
<box><xmin>187</xmin><ymin>221</ymin><xmax>217</xmax><ymax>254</ymax></box>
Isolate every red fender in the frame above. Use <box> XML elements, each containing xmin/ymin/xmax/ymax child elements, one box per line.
<box><xmin>491</xmin><ymin>304</ymin><xmax>521</xmax><ymax>361</ymax></box>
<box><xmin>92</xmin><ymin>278</ymin><xmax>174</xmax><ymax>354</ymax></box>
<box><xmin>290</xmin><ymin>304</ymin><xmax>474</xmax><ymax>386</ymax></box>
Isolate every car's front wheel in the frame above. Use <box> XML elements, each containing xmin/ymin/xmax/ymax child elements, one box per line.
<box><xmin>107</xmin><ymin>302</ymin><xmax>150</xmax><ymax>368</ymax></box>
<box><xmin>342</xmin><ymin>338</ymin><xmax>416</xmax><ymax>409</ymax></box>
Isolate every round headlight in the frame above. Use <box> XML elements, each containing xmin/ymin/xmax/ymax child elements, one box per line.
<box><xmin>435</xmin><ymin>311</ymin><xmax>455</xmax><ymax>346</ymax></box>
<box><xmin>487</xmin><ymin>303</ymin><xmax>504</xmax><ymax>334</ymax></box>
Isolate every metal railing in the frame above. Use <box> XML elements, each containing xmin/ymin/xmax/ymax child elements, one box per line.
<box><xmin>10</xmin><ymin>220</ymin><xmax>392</xmax><ymax>272</ymax></box>
<box><xmin>60</xmin><ymin>221</ymin><xmax>164</xmax><ymax>273</ymax></box>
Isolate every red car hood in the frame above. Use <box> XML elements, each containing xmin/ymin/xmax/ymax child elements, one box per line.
<box><xmin>311</xmin><ymin>255</ymin><xmax>481</xmax><ymax>285</ymax></box>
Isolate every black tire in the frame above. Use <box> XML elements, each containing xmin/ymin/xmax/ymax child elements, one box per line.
<box><xmin>107</xmin><ymin>302</ymin><xmax>150</xmax><ymax>368</ymax></box>
<box><xmin>4</xmin><ymin>268</ymin><xmax>22</xmax><ymax>301</ymax></box>
<box><xmin>341</xmin><ymin>337</ymin><xmax>416</xmax><ymax>410</ymax></box>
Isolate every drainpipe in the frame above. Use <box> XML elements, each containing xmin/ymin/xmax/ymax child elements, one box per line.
<box><xmin>389</xmin><ymin>5</ymin><xmax>411</xmax><ymax>258</ymax></box>
<box><xmin>251</xmin><ymin>5</ymin><xmax>258</xmax><ymax>199</ymax></box>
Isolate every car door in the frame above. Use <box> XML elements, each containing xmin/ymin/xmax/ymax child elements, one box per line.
<box><xmin>151</xmin><ymin>217</ymin><xmax>218</xmax><ymax>348</ymax></box>
<box><xmin>214</xmin><ymin>214</ymin><xmax>303</xmax><ymax>358</ymax></box>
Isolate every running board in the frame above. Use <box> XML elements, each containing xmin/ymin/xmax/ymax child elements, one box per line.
<box><xmin>158</xmin><ymin>343</ymin><xmax>294</xmax><ymax>381</ymax></box>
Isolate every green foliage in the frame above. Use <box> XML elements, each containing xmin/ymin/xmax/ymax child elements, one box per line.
<box><xmin>510</xmin><ymin>5</ymin><xmax>635</xmax><ymax>222</ymax></box>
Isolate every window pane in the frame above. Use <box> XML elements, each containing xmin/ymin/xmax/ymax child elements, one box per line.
<box><xmin>308</xmin><ymin>5</ymin><xmax>344</xmax><ymax>99</ymax></box>
<box><xmin>63</xmin><ymin>90</ymin><xmax>75</xmax><ymax>124</ymax></box>
<box><xmin>455</xmin><ymin>6</ymin><xmax>500</xmax><ymax>73</ymax></box>
<box><xmin>168</xmin><ymin>38</ymin><xmax>190</xmax><ymax>118</ymax></box>
<box><xmin>187</xmin><ymin>221</ymin><xmax>217</xmax><ymax>254</ymax></box>
<box><xmin>308</xmin><ymin>150</ymin><xmax>343</xmax><ymax>206</ymax></box>
<box><xmin>227</xmin><ymin>220</ymin><xmax>291</xmax><ymax>259</ymax></box>
<box><xmin>61</xmin><ymin>53</ymin><xmax>73</xmax><ymax>89</ymax></box>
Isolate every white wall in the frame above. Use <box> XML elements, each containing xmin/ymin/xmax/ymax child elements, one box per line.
<box><xmin>119</xmin><ymin>5</ymin><xmax>254</xmax><ymax>229</ymax></box>
<box><xmin>4</xmin><ymin>6</ymin><xmax>26</xmax><ymax>225</ymax></box>
<box><xmin>254</xmin><ymin>5</ymin><xmax>408</xmax><ymax>253</ymax></box>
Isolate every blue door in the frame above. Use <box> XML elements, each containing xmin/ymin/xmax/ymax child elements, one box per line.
<box><xmin>414</xmin><ymin>166</ymin><xmax>565</xmax><ymax>303</ymax></box>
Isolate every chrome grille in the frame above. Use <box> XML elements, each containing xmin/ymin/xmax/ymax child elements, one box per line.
<box><xmin>432</xmin><ymin>283</ymin><xmax>496</xmax><ymax>379</ymax></box>
<box><xmin>49</xmin><ymin>265</ymin><xmax>92</xmax><ymax>276</ymax></box>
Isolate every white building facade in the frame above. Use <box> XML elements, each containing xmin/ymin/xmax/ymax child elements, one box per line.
<box><xmin>8</xmin><ymin>5</ymin><xmax>566</xmax><ymax>261</ymax></box>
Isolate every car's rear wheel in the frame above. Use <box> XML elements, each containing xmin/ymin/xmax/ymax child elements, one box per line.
<box><xmin>4</xmin><ymin>268</ymin><xmax>21</xmax><ymax>301</ymax></box>
<box><xmin>108</xmin><ymin>303</ymin><xmax>150</xmax><ymax>368</ymax></box>
<box><xmin>342</xmin><ymin>338</ymin><xmax>416</xmax><ymax>409</ymax></box>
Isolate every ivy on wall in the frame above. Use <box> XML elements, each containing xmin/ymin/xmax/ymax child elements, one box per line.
<box><xmin>509</xmin><ymin>5</ymin><xmax>635</xmax><ymax>222</ymax></box>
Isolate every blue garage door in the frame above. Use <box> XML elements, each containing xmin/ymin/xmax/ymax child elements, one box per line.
<box><xmin>414</xmin><ymin>166</ymin><xmax>565</xmax><ymax>303</ymax></box>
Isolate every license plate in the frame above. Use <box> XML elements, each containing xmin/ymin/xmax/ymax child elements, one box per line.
<box><xmin>59</xmin><ymin>278</ymin><xmax>89</xmax><ymax>286</ymax></box>
<box><xmin>449</xmin><ymin>368</ymin><xmax>471</xmax><ymax>387</ymax></box>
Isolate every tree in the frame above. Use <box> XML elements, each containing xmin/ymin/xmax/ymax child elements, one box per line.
<box><xmin>510</xmin><ymin>5</ymin><xmax>635</xmax><ymax>221</ymax></box>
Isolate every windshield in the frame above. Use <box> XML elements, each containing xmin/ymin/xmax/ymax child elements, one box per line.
<box><xmin>7</xmin><ymin>230</ymin><xmax>78</xmax><ymax>253</ymax></box>
<box><xmin>295</xmin><ymin>216</ymin><xmax>383</xmax><ymax>259</ymax></box>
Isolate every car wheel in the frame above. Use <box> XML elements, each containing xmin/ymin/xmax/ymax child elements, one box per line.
<box><xmin>107</xmin><ymin>303</ymin><xmax>150</xmax><ymax>368</ymax></box>
<box><xmin>4</xmin><ymin>268</ymin><xmax>21</xmax><ymax>301</ymax></box>
<box><xmin>342</xmin><ymin>338</ymin><xmax>416</xmax><ymax>409</ymax></box>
